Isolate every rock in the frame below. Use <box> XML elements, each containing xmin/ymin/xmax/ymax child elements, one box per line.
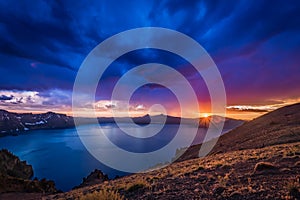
<box><xmin>194</xmin><ymin>188</ymin><xmax>200</xmax><ymax>192</ymax></box>
<box><xmin>253</xmin><ymin>162</ymin><xmax>278</xmax><ymax>174</ymax></box>
<box><xmin>229</xmin><ymin>191</ymin><xmax>242</xmax><ymax>199</ymax></box>
<box><xmin>279</xmin><ymin>168</ymin><xmax>291</xmax><ymax>173</ymax></box>
<box><xmin>198</xmin><ymin>175</ymin><xmax>208</xmax><ymax>183</ymax></box>
<box><xmin>213</xmin><ymin>186</ymin><xmax>225</xmax><ymax>196</ymax></box>
<box><xmin>75</xmin><ymin>169</ymin><xmax>109</xmax><ymax>188</ymax></box>
<box><xmin>0</xmin><ymin>149</ymin><xmax>57</xmax><ymax>194</ymax></box>
<box><xmin>289</xmin><ymin>187</ymin><xmax>300</xmax><ymax>199</ymax></box>
<box><xmin>0</xmin><ymin>149</ymin><xmax>33</xmax><ymax>179</ymax></box>
<box><xmin>294</xmin><ymin>161</ymin><xmax>300</xmax><ymax>167</ymax></box>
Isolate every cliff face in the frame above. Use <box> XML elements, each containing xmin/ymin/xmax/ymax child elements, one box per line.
<box><xmin>0</xmin><ymin>149</ymin><xmax>57</xmax><ymax>194</ymax></box>
<box><xmin>0</xmin><ymin>149</ymin><xmax>33</xmax><ymax>179</ymax></box>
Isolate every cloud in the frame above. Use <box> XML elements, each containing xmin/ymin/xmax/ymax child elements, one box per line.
<box><xmin>105</xmin><ymin>104</ymin><xmax>116</xmax><ymax>109</ymax></box>
<box><xmin>95</xmin><ymin>100</ymin><xmax>136</xmax><ymax>111</ymax></box>
<box><xmin>93</xmin><ymin>100</ymin><xmax>150</xmax><ymax>117</ymax></box>
<box><xmin>226</xmin><ymin>106</ymin><xmax>270</xmax><ymax>113</ymax></box>
<box><xmin>227</xmin><ymin>98</ymin><xmax>300</xmax><ymax>113</ymax></box>
<box><xmin>135</xmin><ymin>104</ymin><xmax>145</xmax><ymax>111</ymax></box>
<box><xmin>0</xmin><ymin>95</ymin><xmax>13</xmax><ymax>101</ymax></box>
<box><xmin>0</xmin><ymin>1</ymin><xmax>299</xmax><ymax>116</ymax></box>
<box><xmin>0</xmin><ymin>89</ymin><xmax>72</xmax><ymax>112</ymax></box>
<box><xmin>0</xmin><ymin>90</ymin><xmax>42</xmax><ymax>105</ymax></box>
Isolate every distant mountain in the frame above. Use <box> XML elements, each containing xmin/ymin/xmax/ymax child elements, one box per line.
<box><xmin>179</xmin><ymin>102</ymin><xmax>300</xmax><ymax>161</ymax></box>
<box><xmin>98</xmin><ymin>114</ymin><xmax>244</xmax><ymax>130</ymax></box>
<box><xmin>0</xmin><ymin>109</ymin><xmax>244</xmax><ymax>136</ymax></box>
<box><xmin>0</xmin><ymin>110</ymin><xmax>74</xmax><ymax>135</ymax></box>
<box><xmin>98</xmin><ymin>114</ymin><xmax>191</xmax><ymax>124</ymax></box>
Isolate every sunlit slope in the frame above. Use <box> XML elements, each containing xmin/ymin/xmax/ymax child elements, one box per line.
<box><xmin>179</xmin><ymin>103</ymin><xmax>300</xmax><ymax>161</ymax></box>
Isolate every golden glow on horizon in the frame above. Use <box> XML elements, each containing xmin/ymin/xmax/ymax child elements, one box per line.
<box><xmin>0</xmin><ymin>107</ymin><xmax>288</xmax><ymax>120</ymax></box>
<box><xmin>2</xmin><ymin>98</ymin><xmax>299</xmax><ymax>120</ymax></box>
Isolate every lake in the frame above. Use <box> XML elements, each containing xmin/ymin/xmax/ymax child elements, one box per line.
<box><xmin>0</xmin><ymin>123</ymin><xmax>213</xmax><ymax>191</ymax></box>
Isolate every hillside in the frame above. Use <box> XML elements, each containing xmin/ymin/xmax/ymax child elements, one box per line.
<box><xmin>179</xmin><ymin>103</ymin><xmax>300</xmax><ymax>161</ymax></box>
<box><xmin>212</xmin><ymin>103</ymin><xmax>300</xmax><ymax>153</ymax></box>
<box><xmin>47</xmin><ymin>142</ymin><xmax>300</xmax><ymax>200</ymax></box>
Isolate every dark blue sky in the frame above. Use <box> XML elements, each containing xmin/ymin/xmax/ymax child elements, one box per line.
<box><xmin>0</xmin><ymin>0</ymin><xmax>299</xmax><ymax>119</ymax></box>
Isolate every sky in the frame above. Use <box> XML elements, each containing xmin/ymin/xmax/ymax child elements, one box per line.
<box><xmin>0</xmin><ymin>0</ymin><xmax>299</xmax><ymax>120</ymax></box>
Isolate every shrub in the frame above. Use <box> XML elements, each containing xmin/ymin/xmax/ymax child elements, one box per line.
<box><xmin>287</xmin><ymin>182</ymin><xmax>300</xmax><ymax>199</ymax></box>
<box><xmin>127</xmin><ymin>183</ymin><xmax>146</xmax><ymax>193</ymax></box>
<box><xmin>80</xmin><ymin>189</ymin><xmax>124</xmax><ymax>200</ymax></box>
<box><xmin>125</xmin><ymin>179</ymin><xmax>149</xmax><ymax>193</ymax></box>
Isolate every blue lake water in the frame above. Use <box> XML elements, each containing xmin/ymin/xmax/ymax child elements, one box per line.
<box><xmin>0</xmin><ymin>123</ymin><xmax>210</xmax><ymax>191</ymax></box>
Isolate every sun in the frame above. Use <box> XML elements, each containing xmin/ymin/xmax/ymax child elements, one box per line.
<box><xmin>203</xmin><ymin>113</ymin><xmax>209</xmax><ymax>118</ymax></box>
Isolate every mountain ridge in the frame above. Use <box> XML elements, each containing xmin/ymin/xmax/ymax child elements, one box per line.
<box><xmin>0</xmin><ymin>109</ymin><xmax>244</xmax><ymax>136</ymax></box>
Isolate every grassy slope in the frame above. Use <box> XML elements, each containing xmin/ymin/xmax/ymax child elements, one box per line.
<box><xmin>178</xmin><ymin>103</ymin><xmax>300</xmax><ymax>161</ymax></box>
<box><xmin>47</xmin><ymin>142</ymin><xmax>300</xmax><ymax>200</ymax></box>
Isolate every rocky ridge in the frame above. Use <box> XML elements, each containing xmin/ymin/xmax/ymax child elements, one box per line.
<box><xmin>0</xmin><ymin>149</ymin><xmax>57</xmax><ymax>194</ymax></box>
